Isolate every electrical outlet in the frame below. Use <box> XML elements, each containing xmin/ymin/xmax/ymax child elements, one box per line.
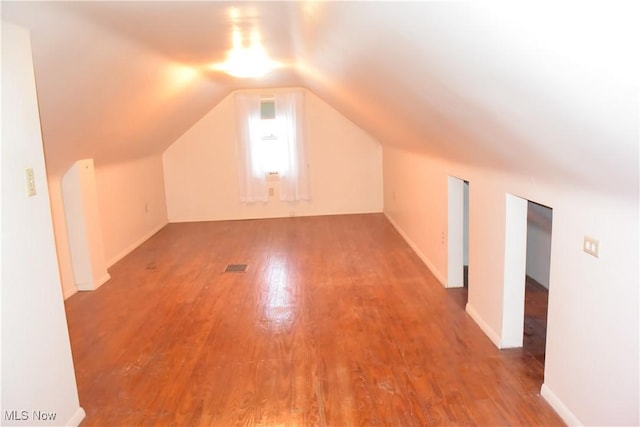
<box><xmin>583</xmin><ymin>236</ymin><xmax>600</xmax><ymax>258</ymax></box>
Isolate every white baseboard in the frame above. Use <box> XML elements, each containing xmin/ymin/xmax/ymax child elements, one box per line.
<box><xmin>541</xmin><ymin>383</ymin><xmax>583</xmax><ymax>426</ymax></box>
<box><xmin>76</xmin><ymin>270</ymin><xmax>110</xmax><ymax>291</ymax></box>
<box><xmin>384</xmin><ymin>213</ymin><xmax>447</xmax><ymax>287</ymax></box>
<box><xmin>93</xmin><ymin>272</ymin><xmax>111</xmax><ymax>289</ymax></box>
<box><xmin>465</xmin><ymin>302</ymin><xmax>501</xmax><ymax>348</ymax></box>
<box><xmin>107</xmin><ymin>221</ymin><xmax>168</xmax><ymax>267</ymax></box>
<box><xmin>62</xmin><ymin>286</ymin><xmax>77</xmax><ymax>300</ymax></box>
<box><xmin>64</xmin><ymin>407</ymin><xmax>86</xmax><ymax>427</ymax></box>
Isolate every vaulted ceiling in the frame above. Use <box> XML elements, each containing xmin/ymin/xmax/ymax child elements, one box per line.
<box><xmin>3</xmin><ymin>1</ymin><xmax>638</xmax><ymax>197</ymax></box>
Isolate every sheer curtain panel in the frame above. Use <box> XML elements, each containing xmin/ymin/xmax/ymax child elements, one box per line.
<box><xmin>235</xmin><ymin>93</ymin><xmax>267</xmax><ymax>203</ymax></box>
<box><xmin>275</xmin><ymin>91</ymin><xmax>311</xmax><ymax>201</ymax></box>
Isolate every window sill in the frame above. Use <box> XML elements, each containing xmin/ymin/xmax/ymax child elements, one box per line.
<box><xmin>266</xmin><ymin>172</ymin><xmax>280</xmax><ymax>182</ymax></box>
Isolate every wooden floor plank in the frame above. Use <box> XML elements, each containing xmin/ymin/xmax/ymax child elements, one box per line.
<box><xmin>65</xmin><ymin>214</ymin><xmax>563</xmax><ymax>426</ymax></box>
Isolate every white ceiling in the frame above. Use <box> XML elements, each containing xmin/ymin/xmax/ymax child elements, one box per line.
<box><xmin>2</xmin><ymin>1</ymin><xmax>638</xmax><ymax>197</ymax></box>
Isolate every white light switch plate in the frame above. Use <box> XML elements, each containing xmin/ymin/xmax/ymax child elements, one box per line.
<box><xmin>583</xmin><ymin>236</ymin><xmax>599</xmax><ymax>258</ymax></box>
<box><xmin>25</xmin><ymin>168</ymin><xmax>36</xmax><ymax>197</ymax></box>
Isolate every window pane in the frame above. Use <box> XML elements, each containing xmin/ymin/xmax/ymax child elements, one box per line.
<box><xmin>263</xmin><ymin>139</ymin><xmax>287</xmax><ymax>174</ymax></box>
<box><xmin>260</xmin><ymin>100</ymin><xmax>275</xmax><ymax>120</ymax></box>
<box><xmin>260</xmin><ymin>119</ymin><xmax>278</xmax><ymax>140</ymax></box>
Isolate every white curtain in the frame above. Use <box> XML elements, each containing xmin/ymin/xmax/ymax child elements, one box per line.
<box><xmin>275</xmin><ymin>91</ymin><xmax>311</xmax><ymax>201</ymax></box>
<box><xmin>235</xmin><ymin>93</ymin><xmax>267</xmax><ymax>203</ymax></box>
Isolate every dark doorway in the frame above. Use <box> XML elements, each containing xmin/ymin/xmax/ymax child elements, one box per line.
<box><xmin>446</xmin><ymin>177</ymin><xmax>469</xmax><ymax>310</ymax></box>
<box><xmin>523</xmin><ymin>201</ymin><xmax>552</xmax><ymax>366</ymax></box>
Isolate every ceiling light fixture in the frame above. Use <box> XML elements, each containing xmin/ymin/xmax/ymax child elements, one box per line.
<box><xmin>212</xmin><ymin>28</ymin><xmax>278</xmax><ymax>78</ymax></box>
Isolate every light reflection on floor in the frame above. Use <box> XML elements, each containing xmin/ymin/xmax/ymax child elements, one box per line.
<box><xmin>262</xmin><ymin>254</ymin><xmax>295</xmax><ymax>330</ymax></box>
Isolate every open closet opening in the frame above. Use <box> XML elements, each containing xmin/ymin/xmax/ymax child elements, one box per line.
<box><xmin>502</xmin><ymin>194</ymin><xmax>552</xmax><ymax>377</ymax></box>
<box><xmin>447</xmin><ymin>177</ymin><xmax>469</xmax><ymax>308</ymax></box>
<box><xmin>524</xmin><ymin>200</ymin><xmax>553</xmax><ymax>366</ymax></box>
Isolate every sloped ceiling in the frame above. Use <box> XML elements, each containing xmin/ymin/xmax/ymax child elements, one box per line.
<box><xmin>3</xmin><ymin>1</ymin><xmax>638</xmax><ymax>197</ymax></box>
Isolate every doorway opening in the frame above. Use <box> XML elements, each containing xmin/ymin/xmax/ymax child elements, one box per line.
<box><xmin>524</xmin><ymin>201</ymin><xmax>552</xmax><ymax>366</ymax></box>
<box><xmin>447</xmin><ymin>177</ymin><xmax>469</xmax><ymax>308</ymax></box>
<box><xmin>463</xmin><ymin>180</ymin><xmax>469</xmax><ymax>289</ymax></box>
<box><xmin>502</xmin><ymin>194</ymin><xmax>552</xmax><ymax>368</ymax></box>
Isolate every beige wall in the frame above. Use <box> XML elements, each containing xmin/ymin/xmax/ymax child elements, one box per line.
<box><xmin>163</xmin><ymin>88</ymin><xmax>383</xmax><ymax>222</ymax></box>
<box><xmin>61</xmin><ymin>159</ymin><xmax>110</xmax><ymax>291</ymax></box>
<box><xmin>1</xmin><ymin>20</ymin><xmax>85</xmax><ymax>426</ymax></box>
<box><xmin>49</xmin><ymin>155</ymin><xmax>168</xmax><ymax>298</ymax></box>
<box><xmin>48</xmin><ymin>173</ymin><xmax>78</xmax><ymax>299</ymax></box>
<box><xmin>95</xmin><ymin>156</ymin><xmax>168</xmax><ymax>266</ymax></box>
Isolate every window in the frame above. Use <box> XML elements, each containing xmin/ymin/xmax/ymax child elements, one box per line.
<box><xmin>256</xmin><ymin>99</ymin><xmax>287</xmax><ymax>175</ymax></box>
<box><xmin>261</xmin><ymin>99</ymin><xmax>276</xmax><ymax>120</ymax></box>
<box><xmin>235</xmin><ymin>91</ymin><xmax>310</xmax><ymax>203</ymax></box>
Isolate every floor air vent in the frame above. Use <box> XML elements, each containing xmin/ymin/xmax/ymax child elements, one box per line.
<box><xmin>224</xmin><ymin>264</ymin><xmax>248</xmax><ymax>273</ymax></box>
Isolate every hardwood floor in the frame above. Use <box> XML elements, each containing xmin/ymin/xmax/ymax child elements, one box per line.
<box><xmin>65</xmin><ymin>214</ymin><xmax>563</xmax><ymax>426</ymax></box>
<box><xmin>447</xmin><ymin>272</ymin><xmax>550</xmax><ymax>366</ymax></box>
